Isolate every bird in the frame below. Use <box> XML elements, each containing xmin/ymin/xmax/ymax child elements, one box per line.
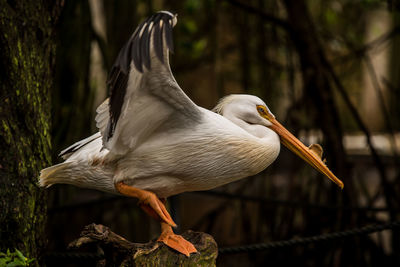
<box><xmin>40</xmin><ymin>11</ymin><xmax>344</xmax><ymax>257</ymax></box>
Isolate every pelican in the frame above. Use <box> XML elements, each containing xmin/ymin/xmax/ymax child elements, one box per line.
<box><xmin>40</xmin><ymin>11</ymin><xmax>343</xmax><ymax>256</ymax></box>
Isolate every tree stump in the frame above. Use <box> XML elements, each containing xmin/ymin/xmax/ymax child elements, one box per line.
<box><xmin>69</xmin><ymin>224</ymin><xmax>218</xmax><ymax>266</ymax></box>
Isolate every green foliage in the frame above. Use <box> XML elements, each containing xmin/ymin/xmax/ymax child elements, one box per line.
<box><xmin>182</xmin><ymin>19</ymin><xmax>197</xmax><ymax>34</ymax></box>
<box><xmin>184</xmin><ymin>0</ymin><xmax>202</xmax><ymax>12</ymax></box>
<box><xmin>0</xmin><ymin>249</ymin><xmax>34</xmax><ymax>267</ymax></box>
<box><xmin>324</xmin><ymin>8</ymin><xmax>338</xmax><ymax>26</ymax></box>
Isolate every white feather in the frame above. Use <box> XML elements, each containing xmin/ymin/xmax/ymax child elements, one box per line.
<box><xmin>95</xmin><ymin>98</ymin><xmax>110</xmax><ymax>130</ymax></box>
<box><xmin>96</xmin><ymin>15</ymin><xmax>200</xmax><ymax>155</ymax></box>
<box><xmin>39</xmin><ymin>95</ymin><xmax>281</xmax><ymax>198</ymax></box>
<box><xmin>113</xmin><ymin>108</ymin><xmax>280</xmax><ymax>197</ymax></box>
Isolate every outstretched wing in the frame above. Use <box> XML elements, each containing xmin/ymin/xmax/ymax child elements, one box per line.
<box><xmin>95</xmin><ymin>11</ymin><xmax>202</xmax><ymax>155</ymax></box>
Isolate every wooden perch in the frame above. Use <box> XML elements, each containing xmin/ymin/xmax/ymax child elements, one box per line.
<box><xmin>68</xmin><ymin>224</ymin><xmax>218</xmax><ymax>266</ymax></box>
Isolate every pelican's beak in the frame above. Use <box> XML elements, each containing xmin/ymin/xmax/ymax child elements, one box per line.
<box><xmin>268</xmin><ymin>117</ymin><xmax>344</xmax><ymax>189</ymax></box>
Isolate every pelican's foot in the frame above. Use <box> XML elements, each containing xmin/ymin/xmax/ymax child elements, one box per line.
<box><xmin>158</xmin><ymin>223</ymin><xmax>197</xmax><ymax>257</ymax></box>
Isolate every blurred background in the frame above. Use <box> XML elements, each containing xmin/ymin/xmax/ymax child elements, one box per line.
<box><xmin>46</xmin><ymin>0</ymin><xmax>400</xmax><ymax>266</ymax></box>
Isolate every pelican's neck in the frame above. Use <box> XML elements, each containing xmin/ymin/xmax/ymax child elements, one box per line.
<box><xmin>224</xmin><ymin>114</ymin><xmax>277</xmax><ymax>141</ymax></box>
<box><xmin>222</xmin><ymin>113</ymin><xmax>281</xmax><ymax>171</ymax></box>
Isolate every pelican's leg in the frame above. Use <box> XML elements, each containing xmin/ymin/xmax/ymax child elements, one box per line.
<box><xmin>115</xmin><ymin>182</ymin><xmax>176</xmax><ymax>227</ymax></box>
<box><xmin>157</xmin><ymin>198</ymin><xmax>198</xmax><ymax>257</ymax></box>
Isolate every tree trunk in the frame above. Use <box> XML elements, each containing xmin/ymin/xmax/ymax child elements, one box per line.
<box><xmin>0</xmin><ymin>1</ymin><xmax>61</xmax><ymax>265</ymax></box>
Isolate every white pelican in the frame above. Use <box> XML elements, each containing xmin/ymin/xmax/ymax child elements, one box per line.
<box><xmin>40</xmin><ymin>11</ymin><xmax>343</xmax><ymax>256</ymax></box>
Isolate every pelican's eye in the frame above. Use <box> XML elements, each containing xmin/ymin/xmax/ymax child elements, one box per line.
<box><xmin>257</xmin><ymin>104</ymin><xmax>275</xmax><ymax>120</ymax></box>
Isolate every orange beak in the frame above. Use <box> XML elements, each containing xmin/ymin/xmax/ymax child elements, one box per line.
<box><xmin>267</xmin><ymin>117</ymin><xmax>344</xmax><ymax>189</ymax></box>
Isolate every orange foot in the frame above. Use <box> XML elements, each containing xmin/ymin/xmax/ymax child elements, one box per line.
<box><xmin>158</xmin><ymin>222</ymin><xmax>197</xmax><ymax>257</ymax></box>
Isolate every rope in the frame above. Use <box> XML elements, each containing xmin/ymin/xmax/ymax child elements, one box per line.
<box><xmin>45</xmin><ymin>221</ymin><xmax>400</xmax><ymax>260</ymax></box>
<box><xmin>218</xmin><ymin>220</ymin><xmax>400</xmax><ymax>254</ymax></box>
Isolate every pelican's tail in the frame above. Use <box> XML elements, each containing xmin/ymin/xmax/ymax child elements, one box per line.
<box><xmin>39</xmin><ymin>162</ymin><xmax>74</xmax><ymax>188</ymax></box>
<box><xmin>39</xmin><ymin>161</ymin><xmax>117</xmax><ymax>194</ymax></box>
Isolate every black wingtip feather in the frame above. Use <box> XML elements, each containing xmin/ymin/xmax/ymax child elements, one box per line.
<box><xmin>140</xmin><ymin>22</ymin><xmax>152</xmax><ymax>70</ymax></box>
<box><xmin>112</xmin><ymin>11</ymin><xmax>175</xmax><ymax>74</ymax></box>
<box><xmin>106</xmin><ymin>11</ymin><xmax>176</xmax><ymax>139</ymax></box>
<box><xmin>107</xmin><ymin>71</ymin><xmax>129</xmax><ymax>140</ymax></box>
<box><xmin>133</xmin><ymin>30</ymin><xmax>143</xmax><ymax>72</ymax></box>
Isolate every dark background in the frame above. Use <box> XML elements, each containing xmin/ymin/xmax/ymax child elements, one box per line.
<box><xmin>45</xmin><ymin>0</ymin><xmax>400</xmax><ymax>266</ymax></box>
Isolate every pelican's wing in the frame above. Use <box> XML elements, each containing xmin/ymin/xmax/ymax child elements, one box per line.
<box><xmin>59</xmin><ymin>132</ymin><xmax>102</xmax><ymax>160</ymax></box>
<box><xmin>95</xmin><ymin>11</ymin><xmax>202</xmax><ymax>155</ymax></box>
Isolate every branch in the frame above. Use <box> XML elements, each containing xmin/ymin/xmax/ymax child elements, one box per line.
<box><xmin>68</xmin><ymin>224</ymin><xmax>218</xmax><ymax>266</ymax></box>
<box><xmin>91</xmin><ymin>25</ymin><xmax>110</xmax><ymax>72</ymax></box>
<box><xmin>363</xmin><ymin>54</ymin><xmax>399</xmax><ymax>161</ymax></box>
<box><xmin>224</xmin><ymin>0</ymin><xmax>291</xmax><ymax>31</ymax></box>
<box><xmin>333</xmin><ymin>27</ymin><xmax>400</xmax><ymax>65</ymax></box>
<box><xmin>323</xmin><ymin>57</ymin><xmax>398</xmax><ymax>214</ymax></box>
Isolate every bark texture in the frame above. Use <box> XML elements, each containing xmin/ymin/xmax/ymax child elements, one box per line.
<box><xmin>69</xmin><ymin>224</ymin><xmax>218</xmax><ymax>267</ymax></box>
<box><xmin>0</xmin><ymin>1</ymin><xmax>61</xmax><ymax>265</ymax></box>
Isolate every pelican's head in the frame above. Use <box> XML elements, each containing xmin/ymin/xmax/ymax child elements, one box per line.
<box><xmin>214</xmin><ymin>94</ymin><xmax>344</xmax><ymax>189</ymax></box>
<box><xmin>213</xmin><ymin>95</ymin><xmax>274</xmax><ymax>127</ymax></box>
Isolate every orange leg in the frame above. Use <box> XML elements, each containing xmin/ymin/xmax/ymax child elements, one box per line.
<box><xmin>115</xmin><ymin>182</ymin><xmax>197</xmax><ymax>256</ymax></box>
<box><xmin>115</xmin><ymin>182</ymin><xmax>176</xmax><ymax>227</ymax></box>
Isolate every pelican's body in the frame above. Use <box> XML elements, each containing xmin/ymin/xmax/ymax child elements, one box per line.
<box><xmin>42</xmin><ymin>97</ymin><xmax>280</xmax><ymax>198</ymax></box>
<box><xmin>123</xmin><ymin>107</ymin><xmax>279</xmax><ymax>197</ymax></box>
<box><xmin>40</xmin><ymin>11</ymin><xmax>343</xmax><ymax>256</ymax></box>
